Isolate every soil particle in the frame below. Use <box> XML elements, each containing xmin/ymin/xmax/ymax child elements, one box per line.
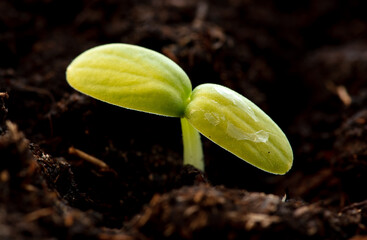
<box><xmin>0</xmin><ymin>121</ymin><xmax>104</xmax><ymax>239</ymax></box>
<box><xmin>128</xmin><ymin>184</ymin><xmax>367</xmax><ymax>239</ymax></box>
<box><xmin>333</xmin><ymin>108</ymin><xmax>367</xmax><ymax>203</ymax></box>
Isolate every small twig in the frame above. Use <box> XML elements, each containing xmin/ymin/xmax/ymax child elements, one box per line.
<box><xmin>340</xmin><ymin>199</ymin><xmax>367</xmax><ymax>213</ymax></box>
<box><xmin>24</xmin><ymin>208</ymin><xmax>54</xmax><ymax>222</ymax></box>
<box><xmin>11</xmin><ymin>81</ymin><xmax>55</xmax><ymax>103</ymax></box>
<box><xmin>0</xmin><ymin>92</ymin><xmax>9</xmax><ymax>98</ymax></box>
<box><xmin>326</xmin><ymin>82</ymin><xmax>352</xmax><ymax>106</ymax></box>
<box><xmin>68</xmin><ymin>146</ymin><xmax>108</xmax><ymax>169</ymax></box>
<box><xmin>336</xmin><ymin>85</ymin><xmax>352</xmax><ymax>106</ymax></box>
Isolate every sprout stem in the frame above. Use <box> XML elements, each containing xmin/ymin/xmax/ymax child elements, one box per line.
<box><xmin>180</xmin><ymin>117</ymin><xmax>204</xmax><ymax>171</ymax></box>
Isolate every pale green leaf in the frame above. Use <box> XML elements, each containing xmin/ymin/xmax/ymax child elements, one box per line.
<box><xmin>185</xmin><ymin>83</ymin><xmax>293</xmax><ymax>174</ymax></box>
<box><xmin>66</xmin><ymin>43</ymin><xmax>192</xmax><ymax>117</ymax></box>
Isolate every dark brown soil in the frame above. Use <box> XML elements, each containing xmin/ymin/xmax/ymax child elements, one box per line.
<box><xmin>1</xmin><ymin>0</ymin><xmax>367</xmax><ymax>239</ymax></box>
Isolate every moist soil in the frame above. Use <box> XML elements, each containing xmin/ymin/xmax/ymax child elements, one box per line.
<box><xmin>1</xmin><ymin>1</ymin><xmax>367</xmax><ymax>239</ymax></box>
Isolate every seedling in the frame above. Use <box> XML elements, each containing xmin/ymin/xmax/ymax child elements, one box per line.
<box><xmin>66</xmin><ymin>43</ymin><xmax>293</xmax><ymax>174</ymax></box>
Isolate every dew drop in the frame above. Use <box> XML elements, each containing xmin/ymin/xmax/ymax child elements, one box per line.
<box><xmin>226</xmin><ymin>122</ymin><xmax>269</xmax><ymax>143</ymax></box>
<box><xmin>204</xmin><ymin>111</ymin><xmax>226</xmax><ymax>126</ymax></box>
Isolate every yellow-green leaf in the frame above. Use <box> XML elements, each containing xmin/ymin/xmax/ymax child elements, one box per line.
<box><xmin>185</xmin><ymin>83</ymin><xmax>293</xmax><ymax>174</ymax></box>
<box><xmin>66</xmin><ymin>43</ymin><xmax>192</xmax><ymax>117</ymax></box>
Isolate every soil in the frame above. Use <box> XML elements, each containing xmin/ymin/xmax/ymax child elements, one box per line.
<box><xmin>1</xmin><ymin>0</ymin><xmax>367</xmax><ymax>239</ymax></box>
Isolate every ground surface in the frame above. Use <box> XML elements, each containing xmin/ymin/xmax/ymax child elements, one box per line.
<box><xmin>1</xmin><ymin>0</ymin><xmax>367</xmax><ymax>239</ymax></box>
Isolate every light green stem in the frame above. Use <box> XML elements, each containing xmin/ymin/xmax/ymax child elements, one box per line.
<box><xmin>180</xmin><ymin>118</ymin><xmax>204</xmax><ymax>171</ymax></box>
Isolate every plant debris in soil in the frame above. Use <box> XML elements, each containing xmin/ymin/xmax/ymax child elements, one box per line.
<box><xmin>1</xmin><ymin>0</ymin><xmax>367</xmax><ymax>239</ymax></box>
